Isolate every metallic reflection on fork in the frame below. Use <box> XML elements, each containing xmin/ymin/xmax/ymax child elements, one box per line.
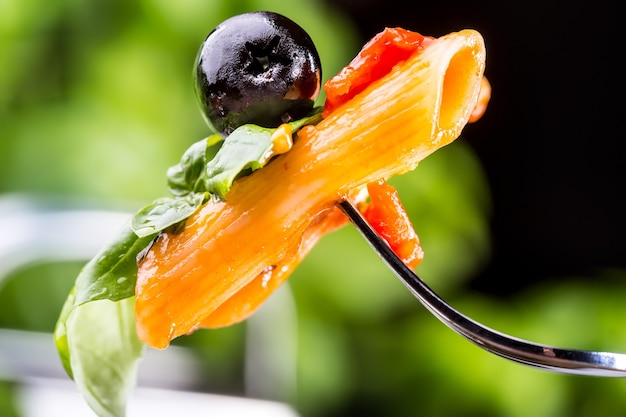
<box><xmin>339</xmin><ymin>199</ymin><xmax>626</xmax><ymax>377</ymax></box>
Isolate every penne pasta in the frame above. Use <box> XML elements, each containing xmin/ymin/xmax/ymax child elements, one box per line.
<box><xmin>135</xmin><ymin>29</ymin><xmax>486</xmax><ymax>349</ymax></box>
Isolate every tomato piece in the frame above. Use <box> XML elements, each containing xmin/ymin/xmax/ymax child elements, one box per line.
<box><xmin>363</xmin><ymin>179</ymin><xmax>424</xmax><ymax>269</ymax></box>
<box><xmin>323</xmin><ymin>27</ymin><xmax>433</xmax><ymax>117</ymax></box>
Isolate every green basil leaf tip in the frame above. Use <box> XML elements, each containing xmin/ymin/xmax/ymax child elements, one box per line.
<box><xmin>65</xmin><ymin>298</ymin><xmax>143</xmax><ymax>417</ymax></box>
<box><xmin>131</xmin><ymin>193</ymin><xmax>206</xmax><ymax>238</ymax></box>
<box><xmin>73</xmin><ymin>221</ymin><xmax>155</xmax><ymax>306</ymax></box>
<box><xmin>204</xmin><ymin>124</ymin><xmax>275</xmax><ymax>199</ymax></box>
<box><xmin>166</xmin><ymin>134</ymin><xmax>223</xmax><ymax>196</ymax></box>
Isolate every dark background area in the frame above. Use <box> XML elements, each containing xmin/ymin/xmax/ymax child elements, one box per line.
<box><xmin>329</xmin><ymin>0</ymin><xmax>623</xmax><ymax>295</ymax></box>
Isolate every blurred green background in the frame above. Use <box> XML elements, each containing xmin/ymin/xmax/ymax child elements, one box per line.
<box><xmin>1</xmin><ymin>0</ymin><xmax>626</xmax><ymax>416</ymax></box>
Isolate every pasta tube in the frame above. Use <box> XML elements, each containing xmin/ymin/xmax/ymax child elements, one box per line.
<box><xmin>135</xmin><ymin>30</ymin><xmax>486</xmax><ymax>349</ymax></box>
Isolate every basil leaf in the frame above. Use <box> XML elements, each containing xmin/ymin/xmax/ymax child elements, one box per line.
<box><xmin>204</xmin><ymin>124</ymin><xmax>275</xmax><ymax>198</ymax></box>
<box><xmin>73</xmin><ymin>221</ymin><xmax>156</xmax><ymax>305</ymax></box>
<box><xmin>166</xmin><ymin>134</ymin><xmax>223</xmax><ymax>196</ymax></box>
<box><xmin>54</xmin><ymin>287</ymin><xmax>76</xmax><ymax>379</ymax></box>
<box><xmin>131</xmin><ymin>193</ymin><xmax>206</xmax><ymax>238</ymax></box>
<box><xmin>55</xmin><ymin>223</ymin><xmax>149</xmax><ymax>417</ymax></box>
<box><xmin>132</xmin><ymin>133</ymin><xmax>226</xmax><ymax>238</ymax></box>
<box><xmin>288</xmin><ymin>108</ymin><xmax>323</xmax><ymax>131</ymax></box>
<box><xmin>53</xmin><ymin>108</ymin><xmax>324</xmax><ymax>417</ymax></box>
<box><xmin>62</xmin><ymin>297</ymin><xmax>143</xmax><ymax>417</ymax></box>
<box><xmin>204</xmin><ymin>109</ymin><xmax>323</xmax><ymax>199</ymax></box>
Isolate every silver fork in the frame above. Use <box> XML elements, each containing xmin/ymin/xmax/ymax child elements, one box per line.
<box><xmin>338</xmin><ymin>199</ymin><xmax>626</xmax><ymax>377</ymax></box>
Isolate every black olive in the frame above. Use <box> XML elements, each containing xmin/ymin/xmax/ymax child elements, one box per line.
<box><xmin>194</xmin><ymin>11</ymin><xmax>322</xmax><ymax>135</ymax></box>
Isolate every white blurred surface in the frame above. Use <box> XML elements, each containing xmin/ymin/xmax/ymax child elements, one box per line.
<box><xmin>0</xmin><ymin>193</ymin><xmax>130</xmax><ymax>283</ymax></box>
<box><xmin>17</xmin><ymin>378</ymin><xmax>300</xmax><ymax>417</ymax></box>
